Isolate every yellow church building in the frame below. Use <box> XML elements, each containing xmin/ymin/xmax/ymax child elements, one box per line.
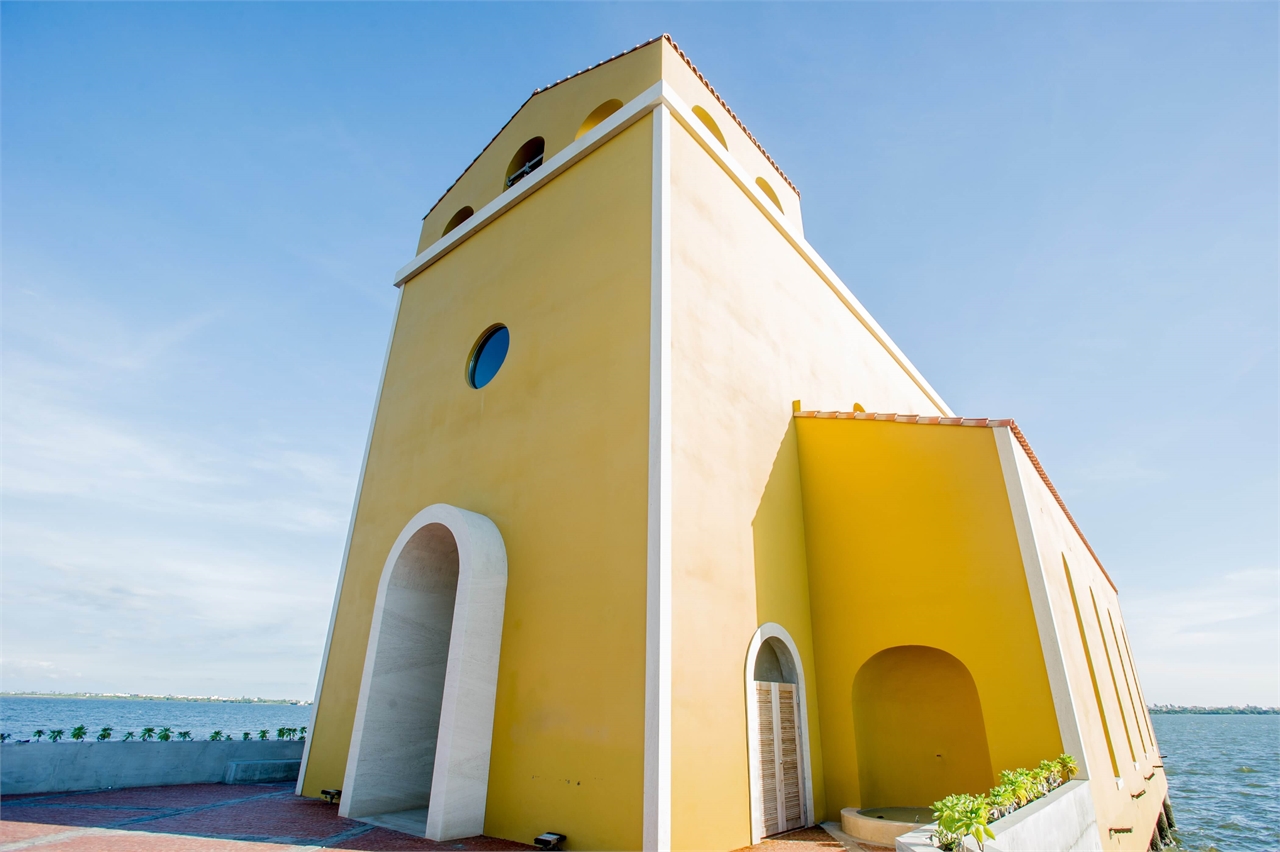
<box><xmin>297</xmin><ymin>35</ymin><xmax>1171</xmax><ymax>852</ymax></box>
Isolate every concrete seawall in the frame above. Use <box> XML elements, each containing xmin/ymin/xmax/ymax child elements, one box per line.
<box><xmin>1</xmin><ymin>740</ymin><xmax>305</xmax><ymax>795</ymax></box>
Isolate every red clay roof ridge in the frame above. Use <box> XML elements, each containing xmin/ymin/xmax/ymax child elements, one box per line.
<box><xmin>794</xmin><ymin>408</ymin><xmax>1117</xmax><ymax>592</ymax></box>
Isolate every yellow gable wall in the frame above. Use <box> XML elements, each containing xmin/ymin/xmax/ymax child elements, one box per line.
<box><xmin>417</xmin><ymin>41</ymin><xmax>661</xmax><ymax>254</ymax></box>
<box><xmin>418</xmin><ymin>38</ymin><xmax>803</xmax><ymax>257</ymax></box>
<box><xmin>303</xmin><ymin>116</ymin><xmax>654</xmax><ymax>851</ymax></box>
<box><xmin>1005</xmin><ymin>437</ymin><xmax>1167</xmax><ymax>851</ymax></box>
<box><xmin>667</xmin><ymin>114</ymin><xmax>945</xmax><ymax>850</ymax></box>
<box><xmin>795</xmin><ymin>418</ymin><xmax>1063</xmax><ymax>814</ymax></box>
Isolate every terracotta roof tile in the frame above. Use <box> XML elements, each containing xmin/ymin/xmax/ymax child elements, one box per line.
<box><xmin>795</xmin><ymin>409</ymin><xmax>1117</xmax><ymax>591</ymax></box>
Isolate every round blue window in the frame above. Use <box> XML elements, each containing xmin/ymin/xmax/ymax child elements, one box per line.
<box><xmin>468</xmin><ymin>325</ymin><xmax>509</xmax><ymax>389</ymax></box>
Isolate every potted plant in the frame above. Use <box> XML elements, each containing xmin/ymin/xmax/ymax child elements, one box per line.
<box><xmin>987</xmin><ymin>784</ymin><xmax>1016</xmax><ymax>821</ymax></box>
<box><xmin>931</xmin><ymin>793</ymin><xmax>995</xmax><ymax>851</ymax></box>
<box><xmin>1056</xmin><ymin>754</ymin><xmax>1079</xmax><ymax>785</ymax></box>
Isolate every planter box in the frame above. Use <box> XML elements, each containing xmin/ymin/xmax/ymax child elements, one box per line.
<box><xmin>895</xmin><ymin>780</ymin><xmax>1102</xmax><ymax>852</ymax></box>
<box><xmin>1</xmin><ymin>740</ymin><xmax>305</xmax><ymax>795</ymax></box>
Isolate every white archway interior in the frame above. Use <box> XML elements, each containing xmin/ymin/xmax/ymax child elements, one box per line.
<box><xmin>745</xmin><ymin>623</ymin><xmax>816</xmax><ymax>843</ymax></box>
<box><xmin>340</xmin><ymin>504</ymin><xmax>507</xmax><ymax>841</ymax></box>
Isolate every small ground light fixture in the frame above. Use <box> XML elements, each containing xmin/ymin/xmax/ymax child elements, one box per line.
<box><xmin>534</xmin><ymin>832</ymin><xmax>566</xmax><ymax>850</ymax></box>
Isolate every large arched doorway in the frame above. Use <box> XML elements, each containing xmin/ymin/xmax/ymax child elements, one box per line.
<box><xmin>340</xmin><ymin>504</ymin><xmax>507</xmax><ymax>841</ymax></box>
<box><xmin>852</xmin><ymin>646</ymin><xmax>993</xmax><ymax>809</ymax></box>
<box><xmin>745</xmin><ymin>624</ymin><xmax>815</xmax><ymax>843</ymax></box>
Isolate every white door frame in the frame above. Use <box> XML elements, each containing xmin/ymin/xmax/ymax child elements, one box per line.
<box><xmin>340</xmin><ymin>503</ymin><xmax>507</xmax><ymax>841</ymax></box>
<box><xmin>745</xmin><ymin>623</ymin><xmax>816</xmax><ymax>843</ymax></box>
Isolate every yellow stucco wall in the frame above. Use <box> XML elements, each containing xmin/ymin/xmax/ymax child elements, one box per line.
<box><xmin>795</xmin><ymin>418</ymin><xmax>1064</xmax><ymax>815</ymax></box>
<box><xmin>666</xmin><ymin>109</ymin><xmax>946</xmax><ymax>849</ymax></box>
<box><xmin>1005</xmin><ymin>435</ymin><xmax>1168</xmax><ymax>851</ymax></box>
<box><xmin>303</xmin><ymin>115</ymin><xmax>655</xmax><ymax>851</ymax></box>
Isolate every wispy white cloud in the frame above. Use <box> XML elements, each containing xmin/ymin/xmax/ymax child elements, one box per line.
<box><xmin>2</xmin><ymin>288</ymin><xmax>356</xmax><ymax>699</ymax></box>
<box><xmin>1123</xmin><ymin>568</ymin><xmax>1279</xmax><ymax>706</ymax></box>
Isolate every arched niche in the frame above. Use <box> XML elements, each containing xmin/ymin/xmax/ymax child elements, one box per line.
<box><xmin>443</xmin><ymin>206</ymin><xmax>474</xmax><ymax>237</ymax></box>
<box><xmin>576</xmin><ymin>98</ymin><xmax>623</xmax><ymax>140</ymax></box>
<box><xmin>340</xmin><ymin>504</ymin><xmax>507</xmax><ymax>841</ymax></box>
<box><xmin>755</xmin><ymin>177</ymin><xmax>783</xmax><ymax>212</ymax></box>
<box><xmin>692</xmin><ymin>105</ymin><xmax>727</xmax><ymax>148</ymax></box>
<box><xmin>852</xmin><ymin>645</ymin><xmax>993</xmax><ymax>808</ymax></box>
<box><xmin>505</xmin><ymin>137</ymin><xmax>545</xmax><ymax>188</ymax></box>
<box><xmin>745</xmin><ymin>623</ymin><xmax>815</xmax><ymax>843</ymax></box>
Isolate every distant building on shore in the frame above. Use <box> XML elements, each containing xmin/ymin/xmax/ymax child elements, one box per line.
<box><xmin>298</xmin><ymin>34</ymin><xmax>1169</xmax><ymax>852</ymax></box>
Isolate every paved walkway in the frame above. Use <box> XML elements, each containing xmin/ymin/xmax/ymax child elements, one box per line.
<box><xmin>0</xmin><ymin>784</ymin><xmax>895</xmax><ymax>852</ymax></box>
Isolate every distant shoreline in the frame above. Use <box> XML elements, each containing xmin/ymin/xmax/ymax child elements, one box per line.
<box><xmin>1148</xmin><ymin>704</ymin><xmax>1278</xmax><ymax>715</ymax></box>
<box><xmin>1</xmin><ymin>692</ymin><xmax>310</xmax><ymax>706</ymax></box>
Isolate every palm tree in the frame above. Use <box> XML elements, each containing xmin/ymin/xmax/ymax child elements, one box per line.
<box><xmin>241</xmin><ymin>732</ymin><xmax>251</xmax><ymax>740</ymax></box>
<box><xmin>70</xmin><ymin>725</ymin><xmax>88</xmax><ymax>742</ymax></box>
<box><xmin>33</xmin><ymin>730</ymin><xmax>46</xmax><ymax>742</ymax></box>
<box><xmin>49</xmin><ymin>729</ymin><xmax>65</xmax><ymax>742</ymax></box>
<box><xmin>299</xmin><ymin>726</ymin><xmax>307</xmax><ymax>742</ymax></box>
<box><xmin>140</xmin><ymin>727</ymin><xmax>156</xmax><ymax>742</ymax></box>
<box><xmin>177</xmin><ymin>731</ymin><xmax>193</xmax><ymax>741</ymax></box>
<box><xmin>97</xmin><ymin>727</ymin><xmax>113</xmax><ymax>741</ymax></box>
<box><xmin>209</xmin><ymin>730</ymin><xmax>224</xmax><ymax>741</ymax></box>
<box><xmin>122</xmin><ymin>731</ymin><xmax>137</xmax><ymax>741</ymax></box>
<box><xmin>257</xmin><ymin>729</ymin><xmax>269</xmax><ymax>740</ymax></box>
<box><xmin>276</xmin><ymin>727</ymin><xmax>288</xmax><ymax>740</ymax></box>
<box><xmin>157</xmin><ymin>727</ymin><xmax>173</xmax><ymax>742</ymax></box>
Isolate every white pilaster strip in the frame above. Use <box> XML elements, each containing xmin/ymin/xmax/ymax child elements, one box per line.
<box><xmin>296</xmin><ymin>286</ymin><xmax>404</xmax><ymax>795</ymax></box>
<box><xmin>994</xmin><ymin>426</ymin><xmax>1090</xmax><ymax>778</ymax></box>
<box><xmin>643</xmin><ymin>103</ymin><xmax>673</xmax><ymax>852</ymax></box>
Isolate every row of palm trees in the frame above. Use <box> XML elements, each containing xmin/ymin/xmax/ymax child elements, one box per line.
<box><xmin>18</xmin><ymin>725</ymin><xmax>306</xmax><ymax>742</ymax></box>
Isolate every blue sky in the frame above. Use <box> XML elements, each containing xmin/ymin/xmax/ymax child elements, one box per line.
<box><xmin>3</xmin><ymin>3</ymin><xmax>1275</xmax><ymax>705</ymax></box>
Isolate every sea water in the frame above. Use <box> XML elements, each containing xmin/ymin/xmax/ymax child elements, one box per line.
<box><xmin>0</xmin><ymin>696</ymin><xmax>312</xmax><ymax>743</ymax></box>
<box><xmin>1152</xmin><ymin>714</ymin><xmax>1279</xmax><ymax>852</ymax></box>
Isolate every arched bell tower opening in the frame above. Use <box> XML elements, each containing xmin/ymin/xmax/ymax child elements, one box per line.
<box><xmin>745</xmin><ymin>623</ymin><xmax>815</xmax><ymax>843</ymax></box>
<box><xmin>340</xmin><ymin>504</ymin><xmax>507</xmax><ymax>842</ymax></box>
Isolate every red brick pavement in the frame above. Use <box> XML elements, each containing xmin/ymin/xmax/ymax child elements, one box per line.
<box><xmin>0</xmin><ymin>783</ymin><xmax>534</xmax><ymax>850</ymax></box>
<box><xmin>0</xmin><ymin>784</ymin><xmax>890</xmax><ymax>851</ymax></box>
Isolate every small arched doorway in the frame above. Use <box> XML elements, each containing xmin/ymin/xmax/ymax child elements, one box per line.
<box><xmin>745</xmin><ymin>624</ymin><xmax>814</xmax><ymax>842</ymax></box>
<box><xmin>340</xmin><ymin>504</ymin><xmax>507</xmax><ymax>841</ymax></box>
<box><xmin>852</xmin><ymin>646</ymin><xmax>993</xmax><ymax>809</ymax></box>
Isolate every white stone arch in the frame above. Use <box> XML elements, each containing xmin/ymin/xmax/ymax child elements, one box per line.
<box><xmin>340</xmin><ymin>504</ymin><xmax>507</xmax><ymax>841</ymax></box>
<box><xmin>745</xmin><ymin>622</ymin><xmax>816</xmax><ymax>843</ymax></box>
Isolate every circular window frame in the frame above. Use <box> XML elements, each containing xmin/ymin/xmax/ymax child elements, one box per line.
<box><xmin>466</xmin><ymin>323</ymin><xmax>510</xmax><ymax>389</ymax></box>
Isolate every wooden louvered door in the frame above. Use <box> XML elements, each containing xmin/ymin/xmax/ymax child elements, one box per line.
<box><xmin>756</xmin><ymin>681</ymin><xmax>804</xmax><ymax>836</ymax></box>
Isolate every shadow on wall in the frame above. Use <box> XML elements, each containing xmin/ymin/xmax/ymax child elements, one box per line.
<box><xmin>853</xmin><ymin>646</ymin><xmax>994</xmax><ymax>808</ymax></box>
<box><xmin>751</xmin><ymin>418</ymin><xmax>810</xmax><ymax>633</ymax></box>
